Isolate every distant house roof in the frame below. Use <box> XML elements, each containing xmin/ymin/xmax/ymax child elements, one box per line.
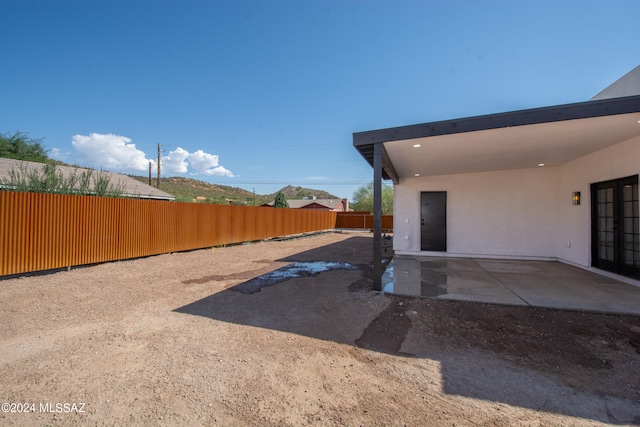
<box><xmin>0</xmin><ymin>158</ymin><xmax>175</xmax><ymax>201</ymax></box>
<box><xmin>288</xmin><ymin>200</ymin><xmax>333</xmax><ymax>210</ymax></box>
<box><xmin>264</xmin><ymin>198</ymin><xmax>350</xmax><ymax>211</ymax></box>
<box><xmin>289</xmin><ymin>199</ymin><xmax>346</xmax><ymax>210</ymax></box>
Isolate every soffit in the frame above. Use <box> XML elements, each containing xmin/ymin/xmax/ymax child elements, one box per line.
<box><xmin>353</xmin><ymin>95</ymin><xmax>640</xmax><ymax>181</ymax></box>
<box><xmin>384</xmin><ymin>112</ymin><xmax>640</xmax><ymax>178</ymax></box>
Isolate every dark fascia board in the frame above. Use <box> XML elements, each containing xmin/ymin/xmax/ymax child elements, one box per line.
<box><xmin>381</xmin><ymin>144</ymin><xmax>399</xmax><ymax>184</ymax></box>
<box><xmin>353</xmin><ymin>94</ymin><xmax>640</xmax><ymax>176</ymax></box>
<box><xmin>354</xmin><ymin>141</ymin><xmax>397</xmax><ymax>182</ymax></box>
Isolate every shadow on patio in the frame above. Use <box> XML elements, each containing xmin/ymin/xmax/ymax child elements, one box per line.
<box><xmin>174</xmin><ymin>235</ymin><xmax>640</xmax><ymax>424</ymax></box>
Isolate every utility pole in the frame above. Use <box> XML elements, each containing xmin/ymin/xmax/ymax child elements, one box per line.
<box><xmin>157</xmin><ymin>144</ymin><xmax>161</xmax><ymax>189</ymax></box>
<box><xmin>148</xmin><ymin>161</ymin><xmax>152</xmax><ymax>186</ymax></box>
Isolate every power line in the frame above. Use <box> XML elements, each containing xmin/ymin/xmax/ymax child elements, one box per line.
<box><xmin>226</xmin><ymin>160</ymin><xmax>359</xmax><ymax>166</ymax></box>
<box><xmin>201</xmin><ymin>180</ymin><xmax>372</xmax><ymax>186</ymax></box>
<box><xmin>222</xmin><ymin>143</ymin><xmax>348</xmax><ymax>150</ymax></box>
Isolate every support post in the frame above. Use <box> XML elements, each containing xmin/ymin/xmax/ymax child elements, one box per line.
<box><xmin>157</xmin><ymin>144</ymin><xmax>161</xmax><ymax>189</ymax></box>
<box><xmin>373</xmin><ymin>143</ymin><xmax>383</xmax><ymax>291</ymax></box>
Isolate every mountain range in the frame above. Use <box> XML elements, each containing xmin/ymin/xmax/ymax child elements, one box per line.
<box><xmin>128</xmin><ymin>175</ymin><xmax>340</xmax><ymax>205</ymax></box>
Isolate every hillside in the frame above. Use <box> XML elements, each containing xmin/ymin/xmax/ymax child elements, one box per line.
<box><xmin>273</xmin><ymin>185</ymin><xmax>338</xmax><ymax>201</ymax></box>
<box><xmin>128</xmin><ymin>176</ymin><xmax>339</xmax><ymax>205</ymax></box>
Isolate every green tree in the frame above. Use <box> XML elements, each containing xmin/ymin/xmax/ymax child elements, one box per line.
<box><xmin>0</xmin><ymin>131</ymin><xmax>49</xmax><ymax>162</ymax></box>
<box><xmin>351</xmin><ymin>182</ymin><xmax>393</xmax><ymax>215</ymax></box>
<box><xmin>274</xmin><ymin>191</ymin><xmax>289</xmax><ymax>208</ymax></box>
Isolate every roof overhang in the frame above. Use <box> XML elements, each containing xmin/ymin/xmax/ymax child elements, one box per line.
<box><xmin>353</xmin><ymin>95</ymin><xmax>640</xmax><ymax>183</ymax></box>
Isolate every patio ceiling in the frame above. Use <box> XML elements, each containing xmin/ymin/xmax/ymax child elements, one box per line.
<box><xmin>353</xmin><ymin>95</ymin><xmax>640</xmax><ymax>183</ymax></box>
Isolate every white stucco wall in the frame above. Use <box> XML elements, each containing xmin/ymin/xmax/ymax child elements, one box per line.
<box><xmin>393</xmin><ymin>134</ymin><xmax>640</xmax><ymax>268</ymax></box>
<box><xmin>394</xmin><ymin>166</ymin><xmax>558</xmax><ymax>259</ymax></box>
<box><xmin>555</xmin><ymin>134</ymin><xmax>640</xmax><ymax>267</ymax></box>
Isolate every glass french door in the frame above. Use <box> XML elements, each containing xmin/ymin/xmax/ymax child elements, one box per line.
<box><xmin>591</xmin><ymin>175</ymin><xmax>640</xmax><ymax>279</ymax></box>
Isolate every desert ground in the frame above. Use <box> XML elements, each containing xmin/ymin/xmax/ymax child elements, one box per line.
<box><xmin>1</xmin><ymin>231</ymin><xmax>639</xmax><ymax>426</ymax></box>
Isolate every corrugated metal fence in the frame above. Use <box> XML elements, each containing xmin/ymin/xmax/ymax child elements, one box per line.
<box><xmin>0</xmin><ymin>192</ymin><xmax>343</xmax><ymax>276</ymax></box>
<box><xmin>334</xmin><ymin>211</ymin><xmax>394</xmax><ymax>232</ymax></box>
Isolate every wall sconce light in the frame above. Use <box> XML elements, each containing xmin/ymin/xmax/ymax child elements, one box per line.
<box><xmin>572</xmin><ymin>192</ymin><xmax>581</xmax><ymax>205</ymax></box>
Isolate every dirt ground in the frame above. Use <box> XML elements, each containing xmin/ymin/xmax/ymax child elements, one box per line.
<box><xmin>1</xmin><ymin>231</ymin><xmax>639</xmax><ymax>426</ymax></box>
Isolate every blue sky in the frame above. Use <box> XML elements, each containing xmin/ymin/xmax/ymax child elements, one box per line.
<box><xmin>1</xmin><ymin>0</ymin><xmax>639</xmax><ymax>198</ymax></box>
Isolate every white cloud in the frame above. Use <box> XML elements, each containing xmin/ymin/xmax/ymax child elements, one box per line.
<box><xmin>162</xmin><ymin>147</ymin><xmax>190</xmax><ymax>174</ymax></box>
<box><xmin>206</xmin><ymin>165</ymin><xmax>235</xmax><ymax>177</ymax></box>
<box><xmin>71</xmin><ymin>133</ymin><xmax>150</xmax><ymax>173</ymax></box>
<box><xmin>187</xmin><ymin>150</ymin><xmax>235</xmax><ymax>177</ymax></box>
<box><xmin>48</xmin><ymin>147</ymin><xmax>64</xmax><ymax>160</ymax></box>
<box><xmin>69</xmin><ymin>133</ymin><xmax>234</xmax><ymax>177</ymax></box>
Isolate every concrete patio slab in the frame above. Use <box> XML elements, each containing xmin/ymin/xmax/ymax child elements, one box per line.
<box><xmin>383</xmin><ymin>256</ymin><xmax>640</xmax><ymax>315</ymax></box>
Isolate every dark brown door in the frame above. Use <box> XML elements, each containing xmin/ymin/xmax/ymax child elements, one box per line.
<box><xmin>421</xmin><ymin>191</ymin><xmax>447</xmax><ymax>251</ymax></box>
<box><xmin>591</xmin><ymin>175</ymin><xmax>640</xmax><ymax>279</ymax></box>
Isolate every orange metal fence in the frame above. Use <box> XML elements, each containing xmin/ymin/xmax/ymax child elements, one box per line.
<box><xmin>0</xmin><ymin>192</ymin><xmax>339</xmax><ymax>276</ymax></box>
<box><xmin>334</xmin><ymin>211</ymin><xmax>393</xmax><ymax>231</ymax></box>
